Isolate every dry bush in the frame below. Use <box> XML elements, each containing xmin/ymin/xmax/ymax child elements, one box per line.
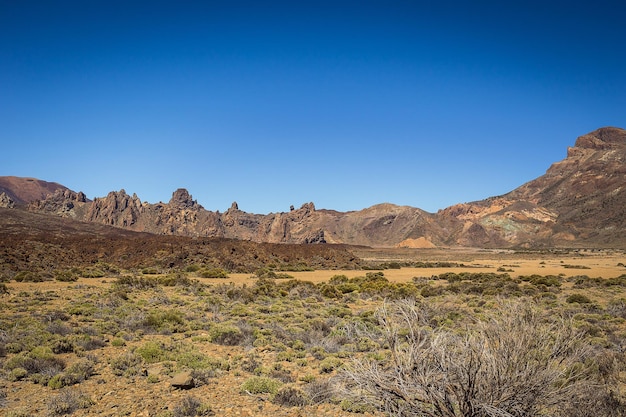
<box><xmin>271</xmin><ymin>385</ymin><xmax>310</xmax><ymax>407</ymax></box>
<box><xmin>338</xmin><ymin>299</ymin><xmax>618</xmax><ymax>417</ymax></box>
<box><xmin>46</xmin><ymin>388</ymin><xmax>92</xmax><ymax>416</ymax></box>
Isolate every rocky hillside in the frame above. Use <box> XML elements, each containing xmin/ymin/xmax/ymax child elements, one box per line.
<box><xmin>0</xmin><ymin>207</ymin><xmax>361</xmax><ymax>275</ymax></box>
<box><xmin>439</xmin><ymin>127</ymin><xmax>626</xmax><ymax>247</ymax></box>
<box><xmin>0</xmin><ymin>176</ymin><xmax>69</xmax><ymax>206</ymax></box>
<box><xmin>4</xmin><ymin>127</ymin><xmax>626</xmax><ymax>248</ymax></box>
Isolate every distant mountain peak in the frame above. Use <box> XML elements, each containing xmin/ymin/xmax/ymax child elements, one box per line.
<box><xmin>574</xmin><ymin>126</ymin><xmax>626</xmax><ymax>150</ymax></box>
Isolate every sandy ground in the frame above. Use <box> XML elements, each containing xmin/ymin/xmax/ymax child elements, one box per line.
<box><xmin>221</xmin><ymin>250</ymin><xmax>626</xmax><ymax>285</ymax></box>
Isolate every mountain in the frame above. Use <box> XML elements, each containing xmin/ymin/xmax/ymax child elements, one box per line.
<box><xmin>0</xmin><ymin>176</ymin><xmax>70</xmax><ymax>206</ymax></box>
<box><xmin>439</xmin><ymin>127</ymin><xmax>626</xmax><ymax>247</ymax></box>
<box><xmin>3</xmin><ymin>127</ymin><xmax>625</xmax><ymax>248</ymax></box>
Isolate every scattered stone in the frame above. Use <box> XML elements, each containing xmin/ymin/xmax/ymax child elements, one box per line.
<box><xmin>170</xmin><ymin>371</ymin><xmax>194</xmax><ymax>389</ymax></box>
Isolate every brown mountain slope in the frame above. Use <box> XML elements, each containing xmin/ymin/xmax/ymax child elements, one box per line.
<box><xmin>0</xmin><ymin>207</ymin><xmax>361</xmax><ymax>276</ymax></box>
<box><xmin>506</xmin><ymin>127</ymin><xmax>626</xmax><ymax>242</ymax></box>
<box><xmin>0</xmin><ymin>176</ymin><xmax>69</xmax><ymax>205</ymax></box>
<box><xmin>438</xmin><ymin>127</ymin><xmax>626</xmax><ymax>247</ymax></box>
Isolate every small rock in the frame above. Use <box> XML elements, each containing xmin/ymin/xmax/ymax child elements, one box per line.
<box><xmin>170</xmin><ymin>371</ymin><xmax>194</xmax><ymax>389</ymax></box>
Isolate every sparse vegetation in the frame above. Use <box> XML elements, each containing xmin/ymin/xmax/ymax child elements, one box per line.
<box><xmin>1</xmin><ymin>247</ymin><xmax>625</xmax><ymax>416</ymax></box>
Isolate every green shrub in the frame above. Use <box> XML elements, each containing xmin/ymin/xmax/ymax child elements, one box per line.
<box><xmin>8</xmin><ymin>367</ymin><xmax>28</xmax><ymax>381</ymax></box>
<box><xmin>114</xmin><ymin>275</ymin><xmax>159</xmax><ymax>290</ymax></box>
<box><xmin>185</xmin><ymin>264</ymin><xmax>201</xmax><ymax>273</ymax></box>
<box><xmin>46</xmin><ymin>388</ymin><xmax>93</xmax><ymax>416</ymax></box>
<box><xmin>158</xmin><ymin>273</ymin><xmax>192</xmax><ymax>286</ymax></box>
<box><xmin>14</xmin><ymin>271</ymin><xmax>48</xmax><ymax>282</ymax></box>
<box><xmin>144</xmin><ymin>310</ymin><xmax>186</xmax><ymax>333</ymax></box>
<box><xmin>318</xmin><ymin>283</ymin><xmax>342</xmax><ymax>299</ymax></box>
<box><xmin>199</xmin><ymin>268</ymin><xmax>229</xmax><ymax>278</ymax></box>
<box><xmin>109</xmin><ymin>352</ymin><xmax>143</xmax><ymax>376</ymax></box>
<box><xmin>319</xmin><ymin>357</ymin><xmax>343</xmax><ymax>373</ymax></box>
<box><xmin>136</xmin><ymin>341</ymin><xmax>168</xmax><ymax>363</ymax></box>
<box><xmin>566</xmin><ymin>294</ymin><xmax>593</xmax><ymax>304</ymax></box>
<box><xmin>54</xmin><ymin>269</ymin><xmax>79</xmax><ymax>282</ymax></box>
<box><xmin>240</xmin><ymin>376</ymin><xmax>283</xmax><ymax>395</ymax></box>
<box><xmin>4</xmin><ymin>347</ymin><xmax>66</xmax><ymax>379</ymax></box>
<box><xmin>80</xmin><ymin>268</ymin><xmax>105</xmax><ymax>278</ymax></box>
<box><xmin>176</xmin><ymin>351</ymin><xmax>229</xmax><ymax>371</ymax></box>
<box><xmin>209</xmin><ymin>324</ymin><xmax>244</xmax><ymax>346</ymax></box>
<box><xmin>111</xmin><ymin>337</ymin><xmax>126</xmax><ymax>347</ymax></box>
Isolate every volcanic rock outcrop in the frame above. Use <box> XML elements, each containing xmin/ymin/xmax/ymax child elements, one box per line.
<box><xmin>5</xmin><ymin>127</ymin><xmax>626</xmax><ymax>248</ymax></box>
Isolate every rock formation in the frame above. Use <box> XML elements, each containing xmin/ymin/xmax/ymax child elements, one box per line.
<box><xmin>0</xmin><ymin>192</ymin><xmax>15</xmax><ymax>208</ymax></box>
<box><xmin>5</xmin><ymin>127</ymin><xmax>626</xmax><ymax>248</ymax></box>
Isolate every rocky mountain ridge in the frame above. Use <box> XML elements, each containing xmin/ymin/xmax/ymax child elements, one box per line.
<box><xmin>4</xmin><ymin>127</ymin><xmax>626</xmax><ymax>248</ymax></box>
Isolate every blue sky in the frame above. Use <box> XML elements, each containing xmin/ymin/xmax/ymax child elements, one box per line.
<box><xmin>2</xmin><ymin>1</ymin><xmax>625</xmax><ymax>214</ymax></box>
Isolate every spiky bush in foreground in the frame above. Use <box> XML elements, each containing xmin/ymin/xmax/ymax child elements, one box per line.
<box><xmin>338</xmin><ymin>299</ymin><xmax>623</xmax><ymax>417</ymax></box>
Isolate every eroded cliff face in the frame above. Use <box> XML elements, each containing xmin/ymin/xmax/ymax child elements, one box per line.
<box><xmin>14</xmin><ymin>127</ymin><xmax>626</xmax><ymax>248</ymax></box>
<box><xmin>504</xmin><ymin>127</ymin><xmax>626</xmax><ymax>244</ymax></box>
<box><xmin>436</xmin><ymin>127</ymin><xmax>626</xmax><ymax>247</ymax></box>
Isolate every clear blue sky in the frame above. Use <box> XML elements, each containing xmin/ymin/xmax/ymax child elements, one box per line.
<box><xmin>2</xmin><ymin>1</ymin><xmax>625</xmax><ymax>213</ymax></box>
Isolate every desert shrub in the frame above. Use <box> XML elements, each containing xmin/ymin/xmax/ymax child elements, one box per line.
<box><xmin>158</xmin><ymin>272</ymin><xmax>192</xmax><ymax>286</ymax></box>
<box><xmin>0</xmin><ymin>282</ymin><xmax>8</xmax><ymax>295</ymax></box>
<box><xmin>301</xmin><ymin>377</ymin><xmax>336</xmax><ymax>404</ymax></box>
<box><xmin>251</xmin><ymin>277</ymin><xmax>283</xmax><ymax>297</ymax></box>
<box><xmin>4</xmin><ymin>347</ymin><xmax>66</xmax><ymax>380</ymax></box>
<box><xmin>240</xmin><ymin>376</ymin><xmax>283</xmax><ymax>395</ymax></box>
<box><xmin>338</xmin><ymin>299</ymin><xmax>603</xmax><ymax>417</ymax></box>
<box><xmin>185</xmin><ymin>264</ymin><xmax>202</xmax><ymax>273</ymax></box>
<box><xmin>271</xmin><ymin>385</ymin><xmax>309</xmax><ymax>407</ymax></box>
<box><xmin>340</xmin><ymin>399</ymin><xmax>373</xmax><ymax>413</ymax></box>
<box><xmin>72</xmin><ymin>334</ymin><xmax>106</xmax><ymax>351</ymax></box>
<box><xmin>51</xmin><ymin>338</ymin><xmax>74</xmax><ymax>354</ymax></box>
<box><xmin>567</xmin><ymin>293</ymin><xmax>593</xmax><ymax>304</ymax></box>
<box><xmin>5</xmin><ymin>410</ymin><xmax>30</xmax><ymax>417</ymax></box>
<box><xmin>136</xmin><ymin>341</ymin><xmax>169</xmax><ymax>363</ymax></box>
<box><xmin>240</xmin><ymin>353</ymin><xmax>262</xmax><ymax>374</ymax></box>
<box><xmin>269</xmin><ymin>365</ymin><xmax>296</xmax><ymax>383</ymax></box>
<box><xmin>114</xmin><ymin>275</ymin><xmax>159</xmax><ymax>290</ymax></box>
<box><xmin>109</xmin><ymin>352</ymin><xmax>143</xmax><ymax>376</ymax></box>
<box><xmin>144</xmin><ymin>309</ymin><xmax>186</xmax><ymax>333</ymax></box>
<box><xmin>278</xmin><ymin>262</ymin><xmax>314</xmax><ymax>272</ymax></box>
<box><xmin>13</xmin><ymin>271</ymin><xmax>49</xmax><ymax>282</ymax></box>
<box><xmin>318</xmin><ymin>283</ymin><xmax>342</xmax><ymax>299</ymax></box>
<box><xmin>171</xmin><ymin>396</ymin><xmax>213</xmax><ymax>417</ymax></box>
<box><xmin>604</xmin><ymin>275</ymin><xmax>626</xmax><ymax>287</ymax></box>
<box><xmin>519</xmin><ymin>274</ymin><xmax>562</xmax><ymax>287</ymax></box>
<box><xmin>276</xmin><ymin>279</ymin><xmax>319</xmax><ymax>297</ymax></box>
<box><xmin>253</xmin><ymin>268</ymin><xmax>293</xmax><ymax>280</ymax></box>
<box><xmin>54</xmin><ymin>269</ymin><xmax>78</xmax><ymax>282</ymax></box>
<box><xmin>606</xmin><ymin>299</ymin><xmax>626</xmax><ymax>319</ymax></box>
<box><xmin>46</xmin><ymin>388</ymin><xmax>92</xmax><ymax>416</ymax></box>
<box><xmin>80</xmin><ymin>267</ymin><xmax>105</xmax><ymax>278</ymax></box>
<box><xmin>209</xmin><ymin>324</ymin><xmax>244</xmax><ymax>346</ymax></box>
<box><xmin>319</xmin><ymin>356</ymin><xmax>343</xmax><ymax>373</ymax></box>
<box><xmin>420</xmin><ymin>284</ymin><xmax>444</xmax><ymax>297</ymax></box>
<box><xmin>8</xmin><ymin>367</ymin><xmax>28</xmax><ymax>381</ymax></box>
<box><xmin>111</xmin><ymin>337</ymin><xmax>126</xmax><ymax>347</ymax></box>
<box><xmin>199</xmin><ymin>268</ymin><xmax>228</xmax><ymax>278</ymax></box>
<box><xmin>176</xmin><ymin>351</ymin><xmax>229</xmax><ymax>372</ymax></box>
